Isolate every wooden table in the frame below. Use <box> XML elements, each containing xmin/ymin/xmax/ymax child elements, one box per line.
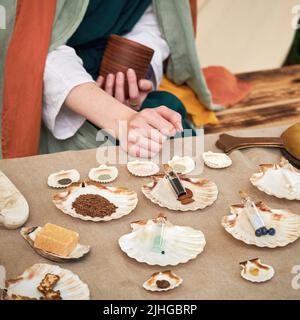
<box><xmin>205</xmin><ymin>65</ymin><xmax>300</xmax><ymax>133</ymax></box>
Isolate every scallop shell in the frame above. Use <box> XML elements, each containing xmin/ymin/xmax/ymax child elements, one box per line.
<box><xmin>4</xmin><ymin>263</ymin><xmax>89</xmax><ymax>300</ymax></box>
<box><xmin>0</xmin><ymin>171</ymin><xmax>29</xmax><ymax>229</ymax></box>
<box><xmin>0</xmin><ymin>265</ymin><xmax>6</xmax><ymax>300</ymax></box>
<box><xmin>250</xmin><ymin>157</ymin><xmax>300</xmax><ymax>200</ymax></box>
<box><xmin>240</xmin><ymin>258</ymin><xmax>275</xmax><ymax>283</ymax></box>
<box><xmin>119</xmin><ymin>214</ymin><xmax>206</xmax><ymax>266</ymax></box>
<box><xmin>222</xmin><ymin>201</ymin><xmax>300</xmax><ymax>248</ymax></box>
<box><xmin>141</xmin><ymin>175</ymin><xmax>218</xmax><ymax>211</ymax></box>
<box><xmin>88</xmin><ymin>164</ymin><xmax>118</xmax><ymax>183</ymax></box>
<box><xmin>20</xmin><ymin>226</ymin><xmax>90</xmax><ymax>262</ymax></box>
<box><xmin>127</xmin><ymin>160</ymin><xmax>159</xmax><ymax>177</ymax></box>
<box><xmin>202</xmin><ymin>151</ymin><xmax>232</xmax><ymax>169</ymax></box>
<box><xmin>53</xmin><ymin>181</ymin><xmax>138</xmax><ymax>222</ymax></box>
<box><xmin>167</xmin><ymin>156</ymin><xmax>195</xmax><ymax>174</ymax></box>
<box><xmin>0</xmin><ymin>265</ymin><xmax>5</xmax><ymax>289</ymax></box>
<box><xmin>47</xmin><ymin>169</ymin><xmax>80</xmax><ymax>188</ymax></box>
<box><xmin>143</xmin><ymin>270</ymin><xmax>183</xmax><ymax>292</ymax></box>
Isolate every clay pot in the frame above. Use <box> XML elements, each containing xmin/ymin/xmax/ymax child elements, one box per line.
<box><xmin>99</xmin><ymin>35</ymin><xmax>154</xmax><ymax>99</ymax></box>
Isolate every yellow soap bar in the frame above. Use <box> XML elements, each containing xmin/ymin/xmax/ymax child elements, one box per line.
<box><xmin>34</xmin><ymin>223</ymin><xmax>79</xmax><ymax>256</ymax></box>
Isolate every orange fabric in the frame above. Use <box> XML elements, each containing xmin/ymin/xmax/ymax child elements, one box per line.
<box><xmin>2</xmin><ymin>0</ymin><xmax>57</xmax><ymax>158</ymax></box>
<box><xmin>159</xmin><ymin>77</ymin><xmax>219</xmax><ymax>126</ymax></box>
<box><xmin>189</xmin><ymin>0</ymin><xmax>198</xmax><ymax>36</ymax></box>
<box><xmin>203</xmin><ymin>66</ymin><xmax>251</xmax><ymax>107</ymax></box>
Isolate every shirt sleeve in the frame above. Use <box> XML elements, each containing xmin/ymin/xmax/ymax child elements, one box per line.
<box><xmin>123</xmin><ymin>4</ymin><xmax>170</xmax><ymax>88</ymax></box>
<box><xmin>42</xmin><ymin>45</ymin><xmax>94</xmax><ymax>140</ymax></box>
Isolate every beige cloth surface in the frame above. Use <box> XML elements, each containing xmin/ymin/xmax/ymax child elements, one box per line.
<box><xmin>0</xmin><ymin>125</ymin><xmax>299</xmax><ymax>300</ymax></box>
<box><xmin>196</xmin><ymin>0</ymin><xmax>297</xmax><ymax>73</ymax></box>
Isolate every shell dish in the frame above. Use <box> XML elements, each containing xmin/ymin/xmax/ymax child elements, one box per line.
<box><xmin>240</xmin><ymin>258</ymin><xmax>274</xmax><ymax>283</ymax></box>
<box><xmin>0</xmin><ymin>171</ymin><xmax>29</xmax><ymax>229</ymax></box>
<box><xmin>202</xmin><ymin>151</ymin><xmax>232</xmax><ymax>169</ymax></box>
<box><xmin>143</xmin><ymin>270</ymin><xmax>183</xmax><ymax>292</ymax></box>
<box><xmin>20</xmin><ymin>226</ymin><xmax>90</xmax><ymax>262</ymax></box>
<box><xmin>119</xmin><ymin>214</ymin><xmax>206</xmax><ymax>266</ymax></box>
<box><xmin>250</xmin><ymin>157</ymin><xmax>300</xmax><ymax>200</ymax></box>
<box><xmin>127</xmin><ymin>160</ymin><xmax>159</xmax><ymax>177</ymax></box>
<box><xmin>141</xmin><ymin>175</ymin><xmax>218</xmax><ymax>211</ymax></box>
<box><xmin>4</xmin><ymin>263</ymin><xmax>89</xmax><ymax>300</ymax></box>
<box><xmin>0</xmin><ymin>265</ymin><xmax>5</xmax><ymax>289</ymax></box>
<box><xmin>222</xmin><ymin>201</ymin><xmax>300</xmax><ymax>248</ymax></box>
<box><xmin>167</xmin><ymin>156</ymin><xmax>195</xmax><ymax>174</ymax></box>
<box><xmin>53</xmin><ymin>181</ymin><xmax>138</xmax><ymax>222</ymax></box>
<box><xmin>0</xmin><ymin>265</ymin><xmax>6</xmax><ymax>300</ymax></box>
<box><xmin>88</xmin><ymin>164</ymin><xmax>118</xmax><ymax>183</ymax></box>
<box><xmin>47</xmin><ymin>169</ymin><xmax>80</xmax><ymax>188</ymax></box>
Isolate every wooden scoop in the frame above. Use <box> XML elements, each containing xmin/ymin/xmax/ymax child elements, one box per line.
<box><xmin>216</xmin><ymin>122</ymin><xmax>300</xmax><ymax>160</ymax></box>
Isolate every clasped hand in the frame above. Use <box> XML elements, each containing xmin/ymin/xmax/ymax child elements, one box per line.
<box><xmin>97</xmin><ymin>69</ymin><xmax>183</xmax><ymax>158</ymax></box>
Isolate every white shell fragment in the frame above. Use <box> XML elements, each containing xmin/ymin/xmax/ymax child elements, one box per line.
<box><xmin>4</xmin><ymin>263</ymin><xmax>90</xmax><ymax>300</ymax></box>
<box><xmin>240</xmin><ymin>258</ymin><xmax>275</xmax><ymax>283</ymax></box>
<box><xmin>143</xmin><ymin>270</ymin><xmax>183</xmax><ymax>292</ymax></box>
<box><xmin>250</xmin><ymin>157</ymin><xmax>300</xmax><ymax>200</ymax></box>
<box><xmin>0</xmin><ymin>265</ymin><xmax>5</xmax><ymax>290</ymax></box>
<box><xmin>0</xmin><ymin>265</ymin><xmax>6</xmax><ymax>300</ymax></box>
<box><xmin>127</xmin><ymin>160</ymin><xmax>159</xmax><ymax>177</ymax></box>
<box><xmin>47</xmin><ymin>169</ymin><xmax>80</xmax><ymax>188</ymax></box>
<box><xmin>202</xmin><ymin>151</ymin><xmax>232</xmax><ymax>169</ymax></box>
<box><xmin>142</xmin><ymin>175</ymin><xmax>218</xmax><ymax>211</ymax></box>
<box><xmin>222</xmin><ymin>201</ymin><xmax>300</xmax><ymax>248</ymax></box>
<box><xmin>20</xmin><ymin>227</ymin><xmax>90</xmax><ymax>262</ymax></box>
<box><xmin>167</xmin><ymin>156</ymin><xmax>195</xmax><ymax>174</ymax></box>
<box><xmin>88</xmin><ymin>164</ymin><xmax>118</xmax><ymax>183</ymax></box>
<box><xmin>119</xmin><ymin>214</ymin><xmax>206</xmax><ymax>266</ymax></box>
<box><xmin>53</xmin><ymin>181</ymin><xmax>138</xmax><ymax>222</ymax></box>
<box><xmin>0</xmin><ymin>171</ymin><xmax>29</xmax><ymax>229</ymax></box>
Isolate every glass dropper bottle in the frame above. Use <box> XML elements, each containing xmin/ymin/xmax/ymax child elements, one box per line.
<box><xmin>239</xmin><ymin>191</ymin><xmax>268</xmax><ymax>237</ymax></box>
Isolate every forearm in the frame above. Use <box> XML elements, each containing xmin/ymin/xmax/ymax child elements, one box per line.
<box><xmin>64</xmin><ymin>81</ymin><xmax>182</xmax><ymax>159</ymax></box>
<box><xmin>64</xmin><ymin>82</ymin><xmax>136</xmax><ymax>139</ymax></box>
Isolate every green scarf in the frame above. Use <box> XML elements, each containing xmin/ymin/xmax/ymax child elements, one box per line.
<box><xmin>67</xmin><ymin>0</ymin><xmax>151</xmax><ymax>79</ymax></box>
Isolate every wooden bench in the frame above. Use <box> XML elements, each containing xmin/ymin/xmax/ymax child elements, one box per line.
<box><xmin>205</xmin><ymin>65</ymin><xmax>300</xmax><ymax>133</ymax></box>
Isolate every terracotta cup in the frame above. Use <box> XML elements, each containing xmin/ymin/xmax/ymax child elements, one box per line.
<box><xmin>99</xmin><ymin>35</ymin><xmax>154</xmax><ymax>99</ymax></box>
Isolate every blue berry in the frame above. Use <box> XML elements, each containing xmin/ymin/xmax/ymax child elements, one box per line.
<box><xmin>261</xmin><ymin>227</ymin><xmax>268</xmax><ymax>235</ymax></box>
<box><xmin>255</xmin><ymin>228</ymin><xmax>263</xmax><ymax>237</ymax></box>
<box><xmin>268</xmin><ymin>228</ymin><xmax>276</xmax><ymax>236</ymax></box>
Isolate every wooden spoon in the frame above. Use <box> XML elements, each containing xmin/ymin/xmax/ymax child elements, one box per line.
<box><xmin>215</xmin><ymin>122</ymin><xmax>300</xmax><ymax>160</ymax></box>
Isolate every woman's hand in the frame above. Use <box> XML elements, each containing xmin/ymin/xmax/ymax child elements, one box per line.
<box><xmin>96</xmin><ymin>68</ymin><xmax>153</xmax><ymax>110</ymax></box>
<box><xmin>119</xmin><ymin>106</ymin><xmax>183</xmax><ymax>158</ymax></box>
<box><xmin>64</xmin><ymin>82</ymin><xmax>182</xmax><ymax>158</ymax></box>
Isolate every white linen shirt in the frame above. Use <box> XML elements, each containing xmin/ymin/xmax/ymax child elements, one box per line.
<box><xmin>42</xmin><ymin>5</ymin><xmax>170</xmax><ymax>140</ymax></box>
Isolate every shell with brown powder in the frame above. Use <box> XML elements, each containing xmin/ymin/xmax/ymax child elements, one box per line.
<box><xmin>143</xmin><ymin>270</ymin><xmax>183</xmax><ymax>292</ymax></box>
<box><xmin>141</xmin><ymin>175</ymin><xmax>218</xmax><ymax>211</ymax></box>
<box><xmin>53</xmin><ymin>181</ymin><xmax>138</xmax><ymax>222</ymax></box>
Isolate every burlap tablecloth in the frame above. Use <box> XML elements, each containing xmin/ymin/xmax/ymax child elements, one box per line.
<box><xmin>0</xmin><ymin>125</ymin><xmax>299</xmax><ymax>300</ymax></box>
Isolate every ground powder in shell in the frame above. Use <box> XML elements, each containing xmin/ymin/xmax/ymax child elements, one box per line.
<box><xmin>156</xmin><ymin>280</ymin><xmax>171</xmax><ymax>289</ymax></box>
<box><xmin>72</xmin><ymin>194</ymin><xmax>117</xmax><ymax>217</ymax></box>
<box><xmin>177</xmin><ymin>188</ymin><xmax>194</xmax><ymax>205</ymax></box>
